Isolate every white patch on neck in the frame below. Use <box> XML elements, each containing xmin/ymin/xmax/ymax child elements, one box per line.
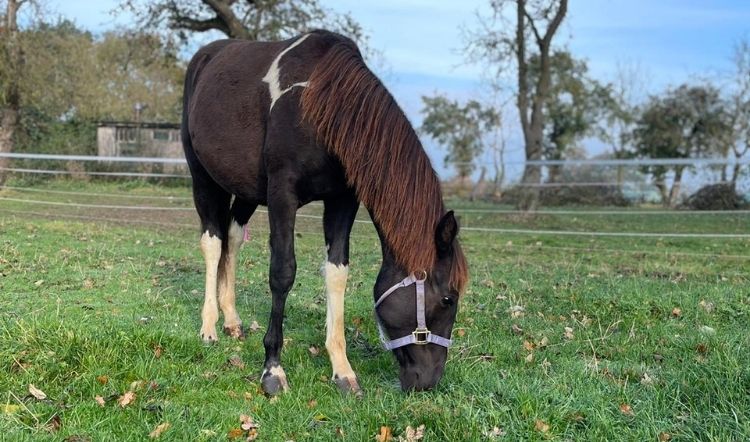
<box><xmin>262</xmin><ymin>34</ymin><xmax>311</xmax><ymax>111</ymax></box>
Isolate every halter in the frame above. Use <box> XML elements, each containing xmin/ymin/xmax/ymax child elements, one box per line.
<box><xmin>374</xmin><ymin>271</ymin><xmax>452</xmax><ymax>350</ymax></box>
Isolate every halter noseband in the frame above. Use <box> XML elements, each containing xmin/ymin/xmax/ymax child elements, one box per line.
<box><xmin>374</xmin><ymin>272</ymin><xmax>452</xmax><ymax>350</ymax></box>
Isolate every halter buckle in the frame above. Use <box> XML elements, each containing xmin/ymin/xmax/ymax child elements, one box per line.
<box><xmin>413</xmin><ymin>328</ymin><xmax>430</xmax><ymax>345</ymax></box>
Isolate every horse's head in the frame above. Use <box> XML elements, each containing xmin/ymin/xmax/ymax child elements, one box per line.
<box><xmin>374</xmin><ymin>211</ymin><xmax>465</xmax><ymax>391</ymax></box>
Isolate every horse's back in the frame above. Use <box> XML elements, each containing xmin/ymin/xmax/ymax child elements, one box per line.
<box><xmin>184</xmin><ymin>31</ymin><xmax>359</xmax><ymax>203</ymax></box>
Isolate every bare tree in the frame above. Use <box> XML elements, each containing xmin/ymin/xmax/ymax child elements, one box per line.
<box><xmin>727</xmin><ymin>38</ymin><xmax>750</xmax><ymax>188</ymax></box>
<box><xmin>0</xmin><ymin>0</ymin><xmax>25</xmax><ymax>185</ymax></box>
<box><xmin>466</xmin><ymin>0</ymin><xmax>568</xmax><ymax>210</ymax></box>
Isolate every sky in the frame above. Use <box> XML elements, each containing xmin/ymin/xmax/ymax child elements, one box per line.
<box><xmin>43</xmin><ymin>0</ymin><xmax>750</xmax><ymax>177</ymax></box>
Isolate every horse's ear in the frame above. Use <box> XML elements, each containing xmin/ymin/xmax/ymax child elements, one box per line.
<box><xmin>435</xmin><ymin>210</ymin><xmax>458</xmax><ymax>259</ymax></box>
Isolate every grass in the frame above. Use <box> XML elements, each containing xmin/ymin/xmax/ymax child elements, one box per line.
<box><xmin>1</xmin><ymin>179</ymin><xmax>750</xmax><ymax>441</ymax></box>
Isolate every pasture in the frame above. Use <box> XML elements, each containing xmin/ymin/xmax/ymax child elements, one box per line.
<box><xmin>1</xmin><ymin>180</ymin><xmax>750</xmax><ymax>440</ymax></box>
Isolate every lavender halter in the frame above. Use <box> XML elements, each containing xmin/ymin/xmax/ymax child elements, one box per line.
<box><xmin>374</xmin><ymin>272</ymin><xmax>452</xmax><ymax>350</ymax></box>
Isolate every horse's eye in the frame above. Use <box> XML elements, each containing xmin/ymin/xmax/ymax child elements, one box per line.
<box><xmin>441</xmin><ymin>296</ymin><xmax>454</xmax><ymax>307</ymax></box>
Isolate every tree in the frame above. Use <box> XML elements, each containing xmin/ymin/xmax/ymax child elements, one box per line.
<box><xmin>726</xmin><ymin>38</ymin><xmax>750</xmax><ymax>188</ymax></box>
<box><xmin>420</xmin><ymin>95</ymin><xmax>500</xmax><ymax>183</ymax></box>
<box><xmin>525</xmin><ymin>50</ymin><xmax>612</xmax><ymax>183</ymax></box>
<box><xmin>466</xmin><ymin>0</ymin><xmax>568</xmax><ymax>210</ymax></box>
<box><xmin>0</xmin><ymin>0</ymin><xmax>24</xmax><ymax>185</ymax></box>
<box><xmin>118</xmin><ymin>0</ymin><xmax>369</xmax><ymax>52</ymax></box>
<box><xmin>633</xmin><ymin>84</ymin><xmax>731</xmax><ymax>207</ymax></box>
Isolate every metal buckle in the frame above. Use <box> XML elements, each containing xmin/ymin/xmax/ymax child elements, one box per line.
<box><xmin>413</xmin><ymin>328</ymin><xmax>430</xmax><ymax>345</ymax></box>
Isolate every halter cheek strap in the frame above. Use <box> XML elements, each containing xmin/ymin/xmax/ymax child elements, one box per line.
<box><xmin>374</xmin><ymin>273</ymin><xmax>452</xmax><ymax>350</ymax></box>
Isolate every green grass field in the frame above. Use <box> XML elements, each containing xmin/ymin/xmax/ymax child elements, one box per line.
<box><xmin>1</xmin><ymin>180</ymin><xmax>749</xmax><ymax>441</ymax></box>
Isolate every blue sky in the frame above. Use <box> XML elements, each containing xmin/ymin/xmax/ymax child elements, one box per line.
<box><xmin>45</xmin><ymin>0</ymin><xmax>750</xmax><ymax>176</ymax></box>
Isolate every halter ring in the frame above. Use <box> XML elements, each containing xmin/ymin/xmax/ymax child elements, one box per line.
<box><xmin>414</xmin><ymin>270</ymin><xmax>427</xmax><ymax>282</ymax></box>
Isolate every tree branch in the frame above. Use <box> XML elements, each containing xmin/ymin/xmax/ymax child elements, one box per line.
<box><xmin>523</xmin><ymin>9</ymin><xmax>543</xmax><ymax>46</ymax></box>
<box><xmin>171</xmin><ymin>15</ymin><xmax>230</xmax><ymax>35</ymax></box>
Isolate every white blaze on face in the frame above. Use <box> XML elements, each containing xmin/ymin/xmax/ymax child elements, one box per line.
<box><xmin>324</xmin><ymin>262</ymin><xmax>356</xmax><ymax>380</ymax></box>
<box><xmin>262</xmin><ymin>34</ymin><xmax>311</xmax><ymax>111</ymax></box>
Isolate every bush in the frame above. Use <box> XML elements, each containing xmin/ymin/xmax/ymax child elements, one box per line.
<box><xmin>680</xmin><ymin>183</ymin><xmax>749</xmax><ymax>210</ymax></box>
<box><xmin>499</xmin><ymin>184</ymin><xmax>630</xmax><ymax>207</ymax></box>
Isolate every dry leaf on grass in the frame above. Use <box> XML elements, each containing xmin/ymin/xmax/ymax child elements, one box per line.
<box><xmin>523</xmin><ymin>340</ymin><xmax>535</xmax><ymax>352</ymax></box>
<box><xmin>149</xmin><ymin>422</ymin><xmax>171</xmax><ymax>439</ymax></box>
<box><xmin>671</xmin><ymin>307</ymin><xmax>682</xmax><ymax>318</ymax></box>
<box><xmin>46</xmin><ymin>414</ymin><xmax>62</xmax><ymax>432</ymax></box>
<box><xmin>29</xmin><ymin>384</ymin><xmax>47</xmax><ymax>400</ymax></box>
<box><xmin>96</xmin><ymin>375</ymin><xmax>109</xmax><ymax>385</ymax></box>
<box><xmin>658</xmin><ymin>432</ymin><xmax>672</xmax><ymax>441</ymax></box>
<box><xmin>153</xmin><ymin>345</ymin><xmax>164</xmax><ymax>358</ymax></box>
<box><xmin>698</xmin><ymin>300</ymin><xmax>715</xmax><ymax>313</ymax></box>
<box><xmin>376</xmin><ymin>426</ymin><xmax>393</xmax><ymax>442</ymax></box>
<box><xmin>534</xmin><ymin>420</ymin><xmax>549</xmax><ymax>433</ymax></box>
<box><xmin>563</xmin><ymin>327</ymin><xmax>575</xmax><ymax>340</ymax></box>
<box><xmin>483</xmin><ymin>426</ymin><xmax>506</xmax><ymax>438</ymax></box>
<box><xmin>227</xmin><ymin>428</ymin><xmax>244</xmax><ymax>439</ymax></box>
<box><xmin>94</xmin><ymin>396</ymin><xmax>105</xmax><ymax>407</ymax></box>
<box><xmin>249</xmin><ymin>321</ymin><xmax>261</xmax><ymax>332</ymax></box>
<box><xmin>308</xmin><ymin>345</ymin><xmax>320</xmax><ymax>356</ymax></box>
<box><xmin>228</xmin><ymin>354</ymin><xmax>245</xmax><ymax>369</ymax></box>
<box><xmin>118</xmin><ymin>391</ymin><xmax>136</xmax><ymax>407</ymax></box>
<box><xmin>510</xmin><ymin>324</ymin><xmax>523</xmax><ymax>335</ymax></box>
<box><xmin>398</xmin><ymin>424</ymin><xmax>425</xmax><ymax>441</ymax></box>
<box><xmin>619</xmin><ymin>403</ymin><xmax>634</xmax><ymax>416</ymax></box>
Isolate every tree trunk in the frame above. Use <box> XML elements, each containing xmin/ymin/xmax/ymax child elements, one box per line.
<box><xmin>470</xmin><ymin>167</ymin><xmax>487</xmax><ymax>202</ymax></box>
<box><xmin>668</xmin><ymin>167</ymin><xmax>684</xmax><ymax>208</ymax></box>
<box><xmin>654</xmin><ymin>177</ymin><xmax>668</xmax><ymax>207</ymax></box>
<box><xmin>0</xmin><ymin>0</ymin><xmax>21</xmax><ymax>186</ymax></box>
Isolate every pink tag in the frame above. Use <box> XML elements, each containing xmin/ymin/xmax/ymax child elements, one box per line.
<box><xmin>243</xmin><ymin>224</ymin><xmax>250</xmax><ymax>242</ymax></box>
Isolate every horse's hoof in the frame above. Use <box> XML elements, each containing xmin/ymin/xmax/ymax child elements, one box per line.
<box><xmin>223</xmin><ymin>324</ymin><xmax>245</xmax><ymax>340</ymax></box>
<box><xmin>200</xmin><ymin>328</ymin><xmax>218</xmax><ymax>344</ymax></box>
<box><xmin>261</xmin><ymin>366</ymin><xmax>289</xmax><ymax>396</ymax></box>
<box><xmin>333</xmin><ymin>375</ymin><xmax>363</xmax><ymax>397</ymax></box>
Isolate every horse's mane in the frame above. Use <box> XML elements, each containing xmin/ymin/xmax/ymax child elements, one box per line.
<box><xmin>300</xmin><ymin>41</ymin><xmax>468</xmax><ymax>294</ymax></box>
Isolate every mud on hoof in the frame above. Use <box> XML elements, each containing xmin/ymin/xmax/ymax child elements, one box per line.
<box><xmin>261</xmin><ymin>365</ymin><xmax>289</xmax><ymax>396</ymax></box>
<box><xmin>333</xmin><ymin>375</ymin><xmax>363</xmax><ymax>397</ymax></box>
<box><xmin>223</xmin><ymin>324</ymin><xmax>246</xmax><ymax>340</ymax></box>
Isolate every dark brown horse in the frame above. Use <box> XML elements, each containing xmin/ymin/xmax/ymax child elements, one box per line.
<box><xmin>182</xmin><ymin>30</ymin><xmax>468</xmax><ymax>394</ymax></box>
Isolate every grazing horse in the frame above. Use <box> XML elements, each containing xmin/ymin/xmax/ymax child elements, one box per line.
<box><xmin>182</xmin><ymin>30</ymin><xmax>468</xmax><ymax>394</ymax></box>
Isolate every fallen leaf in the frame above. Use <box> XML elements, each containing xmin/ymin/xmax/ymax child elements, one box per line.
<box><xmin>200</xmin><ymin>430</ymin><xmax>217</xmax><ymax>437</ymax></box>
<box><xmin>398</xmin><ymin>424</ymin><xmax>425</xmax><ymax>441</ymax></box>
<box><xmin>376</xmin><ymin>426</ymin><xmax>393</xmax><ymax>442</ymax></box>
<box><xmin>619</xmin><ymin>403</ymin><xmax>634</xmax><ymax>416</ymax></box>
<box><xmin>34</xmin><ymin>280</ymin><xmax>44</xmax><ymax>286</ymax></box>
<box><xmin>227</xmin><ymin>428</ymin><xmax>244</xmax><ymax>439</ymax></box>
<box><xmin>244</xmin><ymin>392</ymin><xmax>253</xmax><ymax>400</ymax></box>
<box><xmin>96</xmin><ymin>375</ymin><xmax>109</xmax><ymax>385</ymax></box>
<box><xmin>658</xmin><ymin>432</ymin><xmax>672</xmax><ymax>441</ymax></box>
<box><xmin>510</xmin><ymin>324</ymin><xmax>523</xmax><ymax>335</ymax></box>
<box><xmin>524</xmin><ymin>353</ymin><xmax>534</xmax><ymax>363</ymax></box>
<box><xmin>240</xmin><ymin>414</ymin><xmax>259</xmax><ymax>431</ymax></box>
<box><xmin>563</xmin><ymin>327</ymin><xmax>575</xmax><ymax>340</ymax></box>
<box><xmin>94</xmin><ymin>396</ymin><xmax>105</xmax><ymax>407</ymax></box>
<box><xmin>671</xmin><ymin>307</ymin><xmax>682</xmax><ymax>318</ymax></box>
<box><xmin>83</xmin><ymin>279</ymin><xmax>94</xmax><ymax>289</ymax></box>
<box><xmin>129</xmin><ymin>380</ymin><xmax>146</xmax><ymax>391</ymax></box>
<box><xmin>534</xmin><ymin>420</ymin><xmax>549</xmax><ymax>433</ymax></box>
<box><xmin>456</xmin><ymin>329</ymin><xmax>466</xmax><ymax>337</ymax></box>
<box><xmin>699</xmin><ymin>325</ymin><xmax>716</xmax><ymax>335</ymax></box>
<box><xmin>307</xmin><ymin>399</ymin><xmax>317</xmax><ymax>408</ymax></box>
<box><xmin>153</xmin><ymin>345</ymin><xmax>163</xmax><ymax>358</ymax></box>
<box><xmin>336</xmin><ymin>427</ymin><xmax>345</xmax><ymax>437</ymax></box>
<box><xmin>64</xmin><ymin>436</ymin><xmax>91</xmax><ymax>442</ymax></box>
<box><xmin>118</xmin><ymin>391</ymin><xmax>136</xmax><ymax>407</ymax></box>
<box><xmin>539</xmin><ymin>336</ymin><xmax>550</xmax><ymax>348</ymax></box>
<box><xmin>696</xmin><ymin>343</ymin><xmax>708</xmax><ymax>354</ymax></box>
<box><xmin>308</xmin><ymin>345</ymin><xmax>320</xmax><ymax>356</ymax></box>
<box><xmin>508</xmin><ymin>305</ymin><xmax>525</xmax><ymax>318</ymax></box>
<box><xmin>523</xmin><ymin>340</ymin><xmax>535</xmax><ymax>352</ymax></box>
<box><xmin>483</xmin><ymin>426</ymin><xmax>505</xmax><ymax>438</ymax></box>
<box><xmin>149</xmin><ymin>422</ymin><xmax>171</xmax><ymax>439</ymax></box>
<box><xmin>46</xmin><ymin>414</ymin><xmax>62</xmax><ymax>432</ymax></box>
<box><xmin>698</xmin><ymin>300</ymin><xmax>715</xmax><ymax>313</ymax></box>
<box><xmin>249</xmin><ymin>321</ymin><xmax>261</xmax><ymax>332</ymax></box>
<box><xmin>640</xmin><ymin>373</ymin><xmax>654</xmax><ymax>386</ymax></box>
<box><xmin>29</xmin><ymin>384</ymin><xmax>47</xmax><ymax>400</ymax></box>
<box><xmin>227</xmin><ymin>354</ymin><xmax>245</xmax><ymax>369</ymax></box>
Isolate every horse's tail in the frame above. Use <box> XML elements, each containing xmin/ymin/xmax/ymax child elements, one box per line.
<box><xmin>300</xmin><ymin>42</ymin><xmax>468</xmax><ymax>294</ymax></box>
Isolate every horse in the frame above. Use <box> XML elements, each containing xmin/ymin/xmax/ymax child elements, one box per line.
<box><xmin>181</xmin><ymin>30</ymin><xmax>468</xmax><ymax>394</ymax></box>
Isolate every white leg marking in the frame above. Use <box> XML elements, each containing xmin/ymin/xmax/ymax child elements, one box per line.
<box><xmin>324</xmin><ymin>262</ymin><xmax>356</xmax><ymax>380</ymax></box>
<box><xmin>261</xmin><ymin>365</ymin><xmax>289</xmax><ymax>391</ymax></box>
<box><xmin>200</xmin><ymin>231</ymin><xmax>222</xmax><ymax>343</ymax></box>
<box><xmin>262</xmin><ymin>34</ymin><xmax>311</xmax><ymax>111</ymax></box>
<box><xmin>219</xmin><ymin>220</ymin><xmax>244</xmax><ymax>337</ymax></box>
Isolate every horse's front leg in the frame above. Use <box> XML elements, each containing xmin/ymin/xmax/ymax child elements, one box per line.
<box><xmin>260</xmin><ymin>187</ymin><xmax>297</xmax><ymax>395</ymax></box>
<box><xmin>323</xmin><ymin>194</ymin><xmax>361</xmax><ymax>395</ymax></box>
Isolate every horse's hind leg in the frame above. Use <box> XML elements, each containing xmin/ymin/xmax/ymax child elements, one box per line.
<box><xmin>192</xmin><ymin>175</ymin><xmax>231</xmax><ymax>344</ymax></box>
<box><xmin>218</xmin><ymin>199</ymin><xmax>257</xmax><ymax>339</ymax></box>
<box><xmin>260</xmin><ymin>178</ymin><xmax>298</xmax><ymax>395</ymax></box>
<box><xmin>322</xmin><ymin>192</ymin><xmax>361</xmax><ymax>396</ymax></box>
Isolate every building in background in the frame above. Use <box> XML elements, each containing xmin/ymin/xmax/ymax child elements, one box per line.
<box><xmin>97</xmin><ymin>122</ymin><xmax>182</xmax><ymax>158</ymax></box>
